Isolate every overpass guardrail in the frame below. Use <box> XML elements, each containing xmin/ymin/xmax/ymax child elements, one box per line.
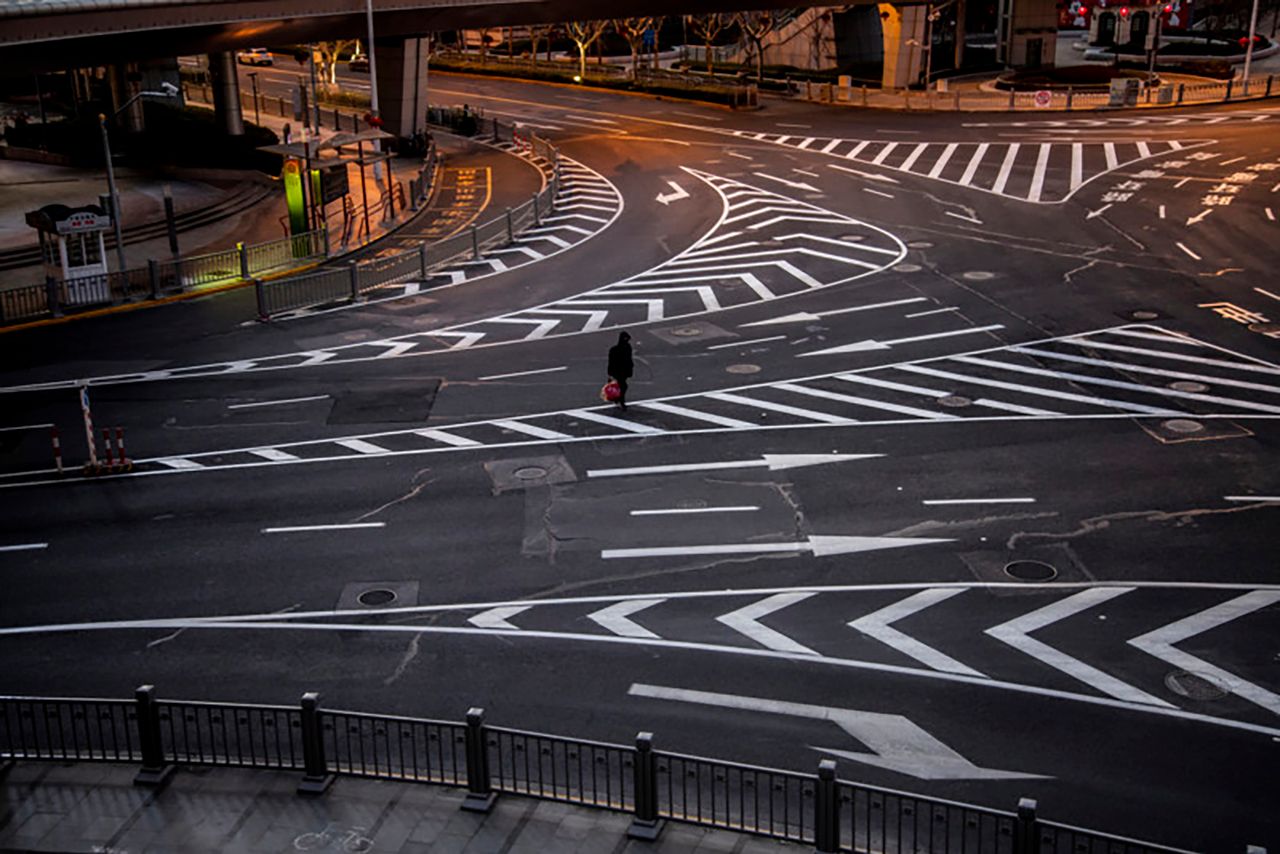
<box><xmin>253</xmin><ymin>116</ymin><xmax>559</xmax><ymax>320</ymax></box>
<box><xmin>0</xmin><ymin>686</ymin><xmax>1210</xmax><ymax>854</ymax></box>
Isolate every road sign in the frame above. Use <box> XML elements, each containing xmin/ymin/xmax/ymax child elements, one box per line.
<box><xmin>1033</xmin><ymin>89</ymin><xmax>1052</xmax><ymax>108</ymax></box>
<box><xmin>318</xmin><ymin>165</ymin><xmax>349</xmax><ymax>204</ymax></box>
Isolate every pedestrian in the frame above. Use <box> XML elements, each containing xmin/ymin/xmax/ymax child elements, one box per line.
<box><xmin>607</xmin><ymin>331</ymin><xmax>634</xmax><ymax>410</ymax></box>
<box><xmin>282</xmin><ymin>122</ymin><xmax>292</xmax><ymax>145</ymax></box>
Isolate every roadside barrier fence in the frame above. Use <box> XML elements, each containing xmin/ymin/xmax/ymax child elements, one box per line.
<box><xmin>253</xmin><ymin>116</ymin><xmax>559</xmax><ymax>319</ymax></box>
<box><xmin>0</xmin><ymin>687</ymin><xmax>1215</xmax><ymax>854</ymax></box>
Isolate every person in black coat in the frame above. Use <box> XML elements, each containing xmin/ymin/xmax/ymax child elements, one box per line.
<box><xmin>607</xmin><ymin>331</ymin><xmax>634</xmax><ymax>410</ymax></box>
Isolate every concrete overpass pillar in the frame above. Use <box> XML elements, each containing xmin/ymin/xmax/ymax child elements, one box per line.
<box><xmin>374</xmin><ymin>36</ymin><xmax>430</xmax><ymax>139</ymax></box>
<box><xmin>878</xmin><ymin>3</ymin><xmax>926</xmax><ymax>89</ymax></box>
<box><xmin>110</xmin><ymin>63</ymin><xmax>145</xmax><ymax>133</ymax></box>
<box><xmin>209</xmin><ymin>51</ymin><xmax>244</xmax><ymax>136</ymax></box>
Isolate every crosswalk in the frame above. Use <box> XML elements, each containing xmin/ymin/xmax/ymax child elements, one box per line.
<box><xmin>28</xmin><ymin>323</ymin><xmax>1276</xmax><ymax>482</ymax></box>
<box><xmin>0</xmin><ymin>169</ymin><xmax>905</xmax><ymax>393</ymax></box>
<box><xmin>86</xmin><ymin>582</ymin><xmax>1279</xmax><ymax>728</ymax></box>
<box><xmin>963</xmin><ymin>108</ymin><xmax>1280</xmax><ymax>129</ymax></box>
<box><xmin>718</xmin><ymin>129</ymin><xmax>1209</xmax><ymax>203</ymax></box>
<box><xmin>273</xmin><ymin>150</ymin><xmax>624</xmax><ymax>321</ymax></box>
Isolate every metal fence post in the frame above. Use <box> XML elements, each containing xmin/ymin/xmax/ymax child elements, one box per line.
<box><xmin>45</xmin><ymin>276</ymin><xmax>62</xmax><ymax>318</ymax></box>
<box><xmin>147</xmin><ymin>259</ymin><xmax>161</xmax><ymax>300</ymax></box>
<box><xmin>1225</xmin><ymin>79</ymin><xmax>1233</xmax><ymax>101</ymax></box>
<box><xmin>419</xmin><ymin>243</ymin><xmax>429</xmax><ymax>278</ymax></box>
<box><xmin>254</xmin><ymin>279</ymin><xmax>270</xmax><ymax>321</ymax></box>
<box><xmin>298</xmin><ymin>692</ymin><xmax>334</xmax><ymax>795</ymax></box>
<box><xmin>814</xmin><ymin>759</ymin><xmax>839</xmax><ymax>853</ymax></box>
<box><xmin>461</xmin><ymin>708</ymin><xmax>497</xmax><ymax>812</ymax></box>
<box><xmin>1008</xmin><ymin>88</ymin><xmax>1016</xmax><ymax>110</ymax></box>
<box><xmin>237</xmin><ymin>242</ymin><xmax>249</xmax><ymax>279</ymax></box>
<box><xmin>1267</xmin><ymin>75</ymin><xmax>1274</xmax><ymax>97</ymax></box>
<box><xmin>348</xmin><ymin>263</ymin><xmax>360</xmax><ymax>301</ymax></box>
<box><xmin>505</xmin><ymin>207</ymin><xmax>514</xmax><ymax>242</ymax></box>
<box><xmin>471</xmin><ymin>225</ymin><xmax>480</xmax><ymax>260</ymax></box>
<box><xmin>1066</xmin><ymin>87</ymin><xmax>1074</xmax><ymax>110</ymax></box>
<box><xmin>1013</xmin><ymin>797</ymin><xmax>1038</xmax><ymax>854</ymax></box>
<box><xmin>133</xmin><ymin>685</ymin><xmax>174</xmax><ymax>787</ymax></box>
<box><xmin>627</xmin><ymin>732</ymin><xmax>664</xmax><ymax>840</ymax></box>
<box><xmin>1177</xmin><ymin>83</ymin><xmax>1185</xmax><ymax>104</ymax></box>
<box><xmin>532</xmin><ymin>192</ymin><xmax>540</xmax><ymax>225</ymax></box>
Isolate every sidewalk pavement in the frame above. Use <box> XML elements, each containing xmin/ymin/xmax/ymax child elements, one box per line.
<box><xmin>0</xmin><ymin>761</ymin><xmax>798</xmax><ymax>854</ymax></box>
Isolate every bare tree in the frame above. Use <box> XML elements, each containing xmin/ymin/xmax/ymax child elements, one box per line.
<box><xmin>735</xmin><ymin>11</ymin><xmax>786</xmax><ymax>81</ymax></box>
<box><xmin>688</xmin><ymin>13</ymin><xmax>731</xmax><ymax>74</ymax></box>
<box><xmin>565</xmin><ymin>19</ymin><xmax>609</xmax><ymax>79</ymax></box>
<box><xmin>528</xmin><ymin>23</ymin><xmax>553</xmax><ymax>62</ymax></box>
<box><xmin>615</xmin><ymin>17</ymin><xmax>659</xmax><ymax>77</ymax></box>
<box><xmin>315</xmin><ymin>39</ymin><xmax>360</xmax><ymax>86</ymax></box>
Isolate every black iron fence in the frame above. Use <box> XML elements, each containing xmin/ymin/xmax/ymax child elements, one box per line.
<box><xmin>0</xmin><ymin>687</ymin><xmax>1200</xmax><ymax>854</ymax></box>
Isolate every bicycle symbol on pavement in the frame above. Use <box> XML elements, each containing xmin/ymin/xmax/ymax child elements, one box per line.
<box><xmin>293</xmin><ymin>824</ymin><xmax>374</xmax><ymax>852</ymax></box>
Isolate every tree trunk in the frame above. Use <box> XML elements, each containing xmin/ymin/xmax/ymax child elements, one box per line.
<box><xmin>579</xmin><ymin>45</ymin><xmax>587</xmax><ymax>78</ymax></box>
<box><xmin>706</xmin><ymin>39</ymin><xmax>714</xmax><ymax>73</ymax></box>
<box><xmin>632</xmin><ymin>45</ymin><xmax>639</xmax><ymax>78</ymax></box>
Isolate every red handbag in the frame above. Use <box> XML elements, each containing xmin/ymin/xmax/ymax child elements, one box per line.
<box><xmin>600</xmin><ymin>380</ymin><xmax>622</xmax><ymax>402</ymax></box>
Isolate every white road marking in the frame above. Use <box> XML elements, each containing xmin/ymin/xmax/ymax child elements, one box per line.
<box><xmin>629</xmin><ymin>683</ymin><xmax>1045</xmax><ymax>781</ymax></box>
<box><xmin>898</xmin><ymin>364</ymin><xmax>1179</xmax><ymax>415</ymax></box>
<box><xmin>586</xmin><ymin>453</ymin><xmax>881</xmax><ymax>478</ymax></box>
<box><xmin>1254</xmin><ymin>287</ymin><xmax>1280</xmax><ymax>302</ymax></box>
<box><xmin>958</xmin><ymin>143</ymin><xmax>990</xmax><ymax>186</ymax></box>
<box><xmin>944</xmin><ymin>210</ymin><xmax>983</xmax><ymax>224</ymax></box>
<box><xmin>1267</xmin><ymin>208</ymin><xmax>1276</xmax><ymax>222</ymax></box>
<box><xmin>800</xmin><ymin>324</ymin><xmax>1005</xmax><ymax>356</ymax></box>
<box><xmin>0</xmin><ymin>423</ymin><xmax>53</xmax><ymax>432</ymax></box>
<box><xmin>922</xmin><ymin>498</ymin><xmax>1036</xmax><ymax>505</ymax></box>
<box><xmin>991</xmin><ymin>143</ymin><xmax>1021</xmax><ymax>195</ymax></box>
<box><xmin>635</xmin><ymin>401</ymin><xmax>755</xmax><ymax>428</ymax></box>
<box><xmin>1060</xmin><ymin>338</ymin><xmax>1280</xmax><ymax>375</ymax></box>
<box><xmin>870</xmin><ymin>142</ymin><xmax>898</xmax><ymax>166</ymax></box>
<box><xmin>1009</xmin><ymin>346</ymin><xmax>1280</xmax><ymax>394</ymax></box>
<box><xmin>1070</xmin><ymin>143</ymin><xmax>1083</xmax><ymax>189</ymax></box>
<box><xmin>1103</xmin><ymin>142</ymin><xmax>1118</xmax><ymax>170</ymax></box>
<box><xmin>156</xmin><ymin>458</ymin><xmax>204</xmax><ymax>470</ymax></box>
<box><xmin>927</xmin><ymin>143</ymin><xmax>959</xmax><ymax>178</ymax></box>
<box><xmin>413</xmin><ymin>429</ymin><xmax>481</xmax><ymax>447</ymax></box>
<box><xmin>468</xmin><ymin>605</ymin><xmax>530</xmax><ymax>630</ymax></box>
<box><xmin>0</xmin><ymin>543</ymin><xmax>48</xmax><ymax>553</ymax></box>
<box><xmin>827</xmin><ymin>164</ymin><xmax>899</xmax><ymax>184</ymax></box>
<box><xmin>1129</xmin><ymin>591</ymin><xmax>1280</xmax><ymax>715</ymax></box>
<box><xmin>716</xmin><ymin>592</ymin><xmax>818</xmax><ymax>654</ymax></box>
<box><xmin>603</xmin><ymin>534</ymin><xmax>950</xmax><ymax>560</ymax></box>
<box><xmin>250</xmin><ymin>449</ymin><xmax>300</xmax><ymax>462</ymax></box>
<box><xmin>587</xmin><ymin>600</ymin><xmax>663</xmax><ymax>638</ymax></box>
<box><xmin>863</xmin><ymin>188</ymin><xmax>895</xmax><ymax>199</ymax></box>
<box><xmin>848</xmin><ymin>588</ymin><xmax>985</xmax><ymax>677</ymax></box>
<box><xmin>706</xmin><ymin>391</ymin><xmax>854</xmax><ymax>424</ymax></box>
<box><xmin>631</xmin><ymin>506</ymin><xmax>760</xmax><ymax>516</ymax></box>
<box><xmin>1176</xmin><ymin>242</ymin><xmax>1202</xmax><ymax>260</ymax></box>
<box><xmin>987</xmin><ymin>588</ymin><xmax>1173</xmax><ymax>706</ymax></box>
<box><xmin>492</xmin><ymin>420</ymin><xmax>571</xmax><ymax>440</ymax></box>
<box><xmin>568</xmin><ymin>409</ymin><xmax>663</xmax><ymax>434</ymax></box>
<box><xmin>707</xmin><ymin>335</ymin><xmax>786</xmax><ymax>350</ymax></box>
<box><xmin>479</xmin><ymin>366</ymin><xmax>568</xmax><ymax>381</ymax></box>
<box><xmin>1218</xmin><ymin>156</ymin><xmax>1244</xmax><ymax>165</ymax></box>
<box><xmin>334</xmin><ymin>439</ymin><xmax>388</xmax><ymax>455</ymax></box>
<box><xmin>899</xmin><ymin>143</ymin><xmax>929</xmax><ymax>172</ymax></box>
<box><xmin>775</xmin><ymin>382</ymin><xmax>958</xmax><ymax>420</ymax></box>
<box><xmin>905</xmin><ymin>307</ymin><xmax>959</xmax><ymax>318</ymax></box>
<box><xmin>1158</xmin><ymin>205</ymin><xmax>1166</xmax><ymax>219</ymax></box>
<box><xmin>262</xmin><ymin>523</ymin><xmax>385</xmax><ymax>533</ymax></box>
<box><xmin>1027</xmin><ymin>143</ymin><xmax>1052</xmax><ymax>202</ymax></box>
<box><xmin>1223</xmin><ymin>496</ymin><xmax>1280</xmax><ymax>502</ymax></box>
<box><xmin>227</xmin><ymin>395</ymin><xmax>331</xmax><ymax>410</ymax></box>
<box><xmin>726</xmin><ymin>151</ymin><xmax>753</xmax><ymax>160</ymax></box>
<box><xmin>740</xmin><ymin>297</ymin><xmax>926</xmax><ymax>327</ymax></box>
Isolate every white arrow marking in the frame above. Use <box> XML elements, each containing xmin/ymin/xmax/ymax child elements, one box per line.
<box><xmin>628</xmin><ymin>684</ymin><xmax>1047</xmax><ymax>781</ymax></box>
<box><xmin>587</xmin><ymin>453</ymin><xmax>882</xmax><ymax>478</ymax></box>
<box><xmin>800</xmin><ymin>325</ymin><xmax>1005</xmax><ymax>356</ymax></box>
<box><xmin>432</xmin><ymin>331</ymin><xmax>485</xmax><ymax>350</ymax></box>
<box><xmin>468</xmin><ymin>605</ymin><xmax>530</xmax><ymax>630</ymax></box>
<box><xmin>1129</xmin><ymin>590</ymin><xmax>1280</xmax><ymax>716</ymax></box>
<box><xmin>717</xmin><ymin>592</ymin><xmax>817</xmax><ymax>654</ymax></box>
<box><xmin>1085</xmin><ymin>203</ymin><xmax>1112</xmax><ymax>220</ymax></box>
<box><xmin>587</xmin><ymin>599</ymin><xmax>664</xmax><ymax>638</ymax></box>
<box><xmin>1186</xmin><ymin>209</ymin><xmax>1213</xmax><ymax>226</ymax></box>
<box><xmin>943</xmin><ymin>211</ymin><xmax>983</xmax><ymax>224</ymax></box>
<box><xmin>849</xmin><ymin>588</ymin><xmax>986</xmax><ymax>677</ymax></box>
<box><xmin>752</xmin><ymin>172</ymin><xmax>820</xmax><ymax>193</ymax></box>
<box><xmin>986</xmin><ymin>588</ymin><xmax>1174</xmax><ymax>707</ymax></box>
<box><xmin>602</xmin><ymin>534</ymin><xmax>951</xmax><ymax>560</ymax></box>
<box><xmin>297</xmin><ymin>351</ymin><xmax>338</xmax><ymax>367</ymax></box>
<box><xmin>656</xmin><ymin>180</ymin><xmax>690</xmax><ymax>205</ymax></box>
<box><xmin>740</xmin><ymin>298</ymin><xmax>927</xmax><ymax>328</ymax></box>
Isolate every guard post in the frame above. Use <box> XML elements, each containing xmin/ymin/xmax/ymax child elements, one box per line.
<box><xmin>298</xmin><ymin>692</ymin><xmax>335</xmax><ymax>794</ymax></box>
<box><xmin>628</xmin><ymin>732</ymin><xmax>664</xmax><ymax>840</ymax></box>
<box><xmin>814</xmin><ymin>759</ymin><xmax>839</xmax><ymax>853</ymax></box>
<box><xmin>461</xmin><ymin>708</ymin><xmax>497</xmax><ymax>812</ymax></box>
<box><xmin>133</xmin><ymin>685</ymin><xmax>175</xmax><ymax>788</ymax></box>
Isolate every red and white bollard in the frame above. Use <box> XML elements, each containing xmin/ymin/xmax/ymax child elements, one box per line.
<box><xmin>101</xmin><ymin>427</ymin><xmax>116</xmax><ymax>471</ymax></box>
<box><xmin>51</xmin><ymin>427</ymin><xmax>64</xmax><ymax>474</ymax></box>
<box><xmin>114</xmin><ymin>427</ymin><xmax>130</xmax><ymax>471</ymax></box>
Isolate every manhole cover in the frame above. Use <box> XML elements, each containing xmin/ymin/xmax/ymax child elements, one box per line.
<box><xmin>1168</xmin><ymin>380</ymin><xmax>1208</xmax><ymax>393</ymax></box>
<box><xmin>894</xmin><ymin>263</ymin><xmax>923</xmax><ymax>273</ymax></box>
<box><xmin>1131</xmin><ymin>310</ymin><xmax>1161</xmax><ymax>321</ymax></box>
<box><xmin>1164</xmin><ymin>670</ymin><xmax>1229</xmax><ymax>700</ymax></box>
<box><xmin>671</xmin><ymin>326</ymin><xmax>703</xmax><ymax>338</ymax></box>
<box><xmin>840</xmin><ymin>234</ymin><xmax>866</xmax><ymax>242</ymax></box>
<box><xmin>677</xmin><ymin>498</ymin><xmax>708</xmax><ymax>509</ymax></box>
<box><xmin>907</xmin><ymin>241</ymin><xmax>934</xmax><ymax>249</ymax></box>
<box><xmin>514</xmin><ymin>466</ymin><xmax>549</xmax><ymax>480</ymax></box>
<box><xmin>937</xmin><ymin>395</ymin><xmax>972</xmax><ymax>408</ymax></box>
<box><xmin>1003</xmin><ymin>560</ymin><xmax>1058</xmax><ymax>581</ymax></box>
<box><xmin>726</xmin><ymin>364</ymin><xmax>762</xmax><ymax>374</ymax></box>
<box><xmin>357</xmin><ymin>589</ymin><xmax>397</xmax><ymax>607</ymax></box>
<box><xmin>1161</xmin><ymin>418</ymin><xmax>1204</xmax><ymax>434</ymax></box>
<box><xmin>961</xmin><ymin>271</ymin><xmax>997</xmax><ymax>281</ymax></box>
<box><xmin>1248</xmin><ymin>321</ymin><xmax>1280</xmax><ymax>335</ymax></box>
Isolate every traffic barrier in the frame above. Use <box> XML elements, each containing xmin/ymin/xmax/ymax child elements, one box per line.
<box><xmin>101</xmin><ymin>428</ymin><xmax>115</xmax><ymax>470</ymax></box>
<box><xmin>115</xmin><ymin>427</ymin><xmax>131</xmax><ymax>471</ymax></box>
<box><xmin>50</xmin><ymin>427</ymin><xmax>63</xmax><ymax>474</ymax></box>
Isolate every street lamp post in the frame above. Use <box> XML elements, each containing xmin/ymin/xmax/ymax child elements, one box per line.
<box><xmin>364</xmin><ymin>0</ymin><xmax>386</xmax><ymax>189</ymax></box>
<box><xmin>97</xmin><ymin>83</ymin><xmax>178</xmax><ymax>274</ymax></box>
<box><xmin>246</xmin><ymin>71</ymin><xmax>261</xmax><ymax>127</ymax></box>
<box><xmin>1242</xmin><ymin>0</ymin><xmax>1261</xmax><ymax>94</ymax></box>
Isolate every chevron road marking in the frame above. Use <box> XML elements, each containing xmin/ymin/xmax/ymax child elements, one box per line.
<box><xmin>586</xmin><ymin>453</ymin><xmax>883</xmax><ymax>478</ymax></box>
<box><xmin>716</xmin><ymin>592</ymin><xmax>819</xmax><ymax>654</ymax></box>
<box><xmin>1129</xmin><ymin>590</ymin><xmax>1280</xmax><ymax>716</ymax></box>
<box><xmin>628</xmin><ymin>684</ymin><xmax>1047</xmax><ymax>781</ymax></box>
<box><xmin>468</xmin><ymin>605</ymin><xmax>531</xmax><ymax>630</ymax></box>
<box><xmin>587</xmin><ymin>600</ymin><xmax>664</xmax><ymax>638</ymax></box>
<box><xmin>848</xmin><ymin>588</ymin><xmax>986</xmax><ymax>677</ymax></box>
<box><xmin>986</xmin><ymin>588</ymin><xmax>1174</xmax><ymax>707</ymax></box>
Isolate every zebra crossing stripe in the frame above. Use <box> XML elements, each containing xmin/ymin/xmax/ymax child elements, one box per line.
<box><xmin>775</xmin><ymin>383</ymin><xmax>959</xmax><ymax>420</ymax></box>
<box><xmin>899</xmin><ymin>143</ymin><xmax>929</xmax><ymax>172</ymax></box>
<box><xmin>250</xmin><ymin>449</ymin><xmax>300</xmax><ymax>462</ymax></box>
<box><xmin>156</xmin><ymin>458</ymin><xmax>203</xmax><ymax>470</ymax></box>
<box><xmin>1059</xmin><ymin>339</ymin><xmax>1280</xmax><ymax>375</ymax></box>
<box><xmin>413</xmin><ymin>429</ymin><xmax>481</xmax><ymax>447</ymax></box>
<box><xmin>1070</xmin><ymin>143</ymin><xmax>1084</xmax><ymax>190</ymax></box>
<box><xmin>335</xmin><ymin>439</ymin><xmax>388</xmax><ymax>455</ymax></box>
<box><xmin>991</xmin><ymin>144</ymin><xmax>1021</xmax><ymax>195</ymax></box>
<box><xmin>568</xmin><ymin>410</ymin><xmax>663</xmax><ymax>434</ymax></box>
<box><xmin>493</xmin><ymin>420</ymin><xmax>572</xmax><ymax>440</ymax></box>
<box><xmin>959</xmin><ymin>143</ymin><xmax>990</xmax><ymax>186</ymax></box>
<box><xmin>1009</xmin><ymin>347</ymin><xmax>1280</xmax><ymax>395</ymax></box>
<box><xmin>821</xmin><ymin>139</ymin><xmax>842</xmax><ymax>154</ymax></box>
<box><xmin>870</xmin><ymin>142</ymin><xmax>898</xmax><ymax>166</ymax></box>
<box><xmin>1027</xmin><ymin>144</ymin><xmax>1052</xmax><ymax>203</ymax></box>
<box><xmin>706</xmin><ymin>391</ymin><xmax>854</xmax><ymax>424</ymax></box>
<box><xmin>928</xmin><ymin>143</ymin><xmax>958</xmax><ymax>179</ymax></box>
<box><xmin>847</xmin><ymin>141</ymin><xmax>871</xmax><ymax>159</ymax></box>
<box><xmin>1104</xmin><ymin>143</ymin><xmax>1118</xmax><ymax>170</ymax></box>
<box><xmin>1136</xmin><ymin>141</ymin><xmax>1151</xmax><ymax>158</ymax></box>
<box><xmin>971</xmin><ymin>398</ymin><xmax>1060</xmax><ymax>416</ymax></box>
<box><xmin>896</xmin><ymin>364</ymin><xmax>1179</xmax><ymax>415</ymax></box>
<box><xmin>637</xmin><ymin>401</ymin><xmax>756</xmax><ymax>428</ymax></box>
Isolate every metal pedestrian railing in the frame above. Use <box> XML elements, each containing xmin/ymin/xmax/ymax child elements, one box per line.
<box><xmin>0</xmin><ymin>687</ymin><xmax>1203</xmax><ymax>854</ymax></box>
<box><xmin>253</xmin><ymin>117</ymin><xmax>560</xmax><ymax>320</ymax></box>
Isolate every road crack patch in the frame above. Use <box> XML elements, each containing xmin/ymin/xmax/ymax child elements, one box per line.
<box><xmin>1006</xmin><ymin>502</ymin><xmax>1274</xmax><ymax>549</ymax></box>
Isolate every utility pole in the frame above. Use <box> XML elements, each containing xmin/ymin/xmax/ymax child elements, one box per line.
<box><xmin>1243</xmin><ymin>0</ymin><xmax>1261</xmax><ymax>93</ymax></box>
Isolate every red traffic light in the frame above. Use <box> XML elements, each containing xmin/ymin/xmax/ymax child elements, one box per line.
<box><xmin>1163</xmin><ymin>4</ymin><xmax>1172</xmax><ymax>10</ymax></box>
<box><xmin>1119</xmin><ymin>6</ymin><xmax>1129</xmax><ymax>15</ymax></box>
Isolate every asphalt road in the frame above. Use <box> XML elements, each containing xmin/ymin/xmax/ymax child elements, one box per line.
<box><xmin>2</xmin><ymin>73</ymin><xmax>1279</xmax><ymax>851</ymax></box>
